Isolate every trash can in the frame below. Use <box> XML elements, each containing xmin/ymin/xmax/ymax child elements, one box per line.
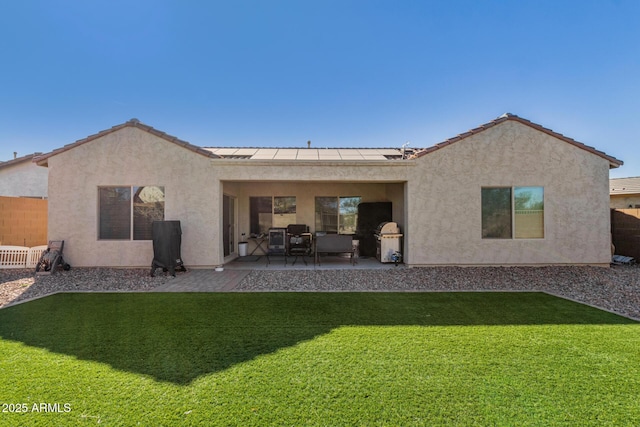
<box><xmin>238</xmin><ymin>242</ymin><xmax>248</xmax><ymax>257</ymax></box>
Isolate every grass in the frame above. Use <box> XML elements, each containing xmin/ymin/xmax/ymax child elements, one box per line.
<box><xmin>0</xmin><ymin>292</ymin><xmax>638</xmax><ymax>426</ymax></box>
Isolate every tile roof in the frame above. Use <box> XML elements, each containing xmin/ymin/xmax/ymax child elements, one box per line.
<box><xmin>610</xmin><ymin>176</ymin><xmax>640</xmax><ymax>195</ymax></box>
<box><xmin>33</xmin><ymin>114</ymin><xmax>622</xmax><ymax>169</ymax></box>
<box><xmin>34</xmin><ymin>119</ymin><xmax>221</xmax><ymax>166</ymax></box>
<box><xmin>35</xmin><ymin>119</ymin><xmax>414</xmax><ymax>164</ymax></box>
<box><xmin>411</xmin><ymin>113</ymin><xmax>623</xmax><ymax>168</ymax></box>
<box><xmin>0</xmin><ymin>153</ymin><xmax>43</xmax><ymax>170</ymax></box>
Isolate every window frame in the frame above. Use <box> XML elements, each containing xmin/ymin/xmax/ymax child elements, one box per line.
<box><xmin>98</xmin><ymin>185</ymin><xmax>165</xmax><ymax>241</ymax></box>
<box><xmin>272</xmin><ymin>196</ymin><xmax>297</xmax><ymax>228</ymax></box>
<box><xmin>249</xmin><ymin>196</ymin><xmax>297</xmax><ymax>234</ymax></box>
<box><xmin>481</xmin><ymin>186</ymin><xmax>544</xmax><ymax>240</ymax></box>
<box><xmin>315</xmin><ymin>196</ymin><xmax>361</xmax><ymax>234</ymax></box>
<box><xmin>249</xmin><ymin>196</ymin><xmax>273</xmax><ymax>235</ymax></box>
<box><xmin>513</xmin><ymin>186</ymin><xmax>545</xmax><ymax>239</ymax></box>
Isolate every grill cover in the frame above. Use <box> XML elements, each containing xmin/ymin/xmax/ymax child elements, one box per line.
<box><xmin>150</xmin><ymin>220</ymin><xmax>186</xmax><ymax>276</ymax></box>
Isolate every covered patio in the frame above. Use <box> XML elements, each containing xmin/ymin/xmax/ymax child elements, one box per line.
<box><xmin>220</xmin><ymin>179</ymin><xmax>407</xmax><ymax>267</ymax></box>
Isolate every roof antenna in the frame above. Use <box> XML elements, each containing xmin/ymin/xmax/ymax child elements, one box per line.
<box><xmin>401</xmin><ymin>141</ymin><xmax>410</xmax><ymax>159</ymax></box>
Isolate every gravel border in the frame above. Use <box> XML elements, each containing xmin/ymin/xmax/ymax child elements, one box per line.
<box><xmin>1</xmin><ymin>265</ymin><xmax>639</xmax><ymax>320</ymax></box>
<box><xmin>0</xmin><ymin>268</ymin><xmax>171</xmax><ymax>308</ymax></box>
<box><xmin>235</xmin><ymin>265</ymin><xmax>640</xmax><ymax>320</ymax></box>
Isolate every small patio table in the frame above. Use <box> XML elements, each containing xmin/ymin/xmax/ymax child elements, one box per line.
<box><xmin>249</xmin><ymin>236</ymin><xmax>268</xmax><ymax>256</ymax></box>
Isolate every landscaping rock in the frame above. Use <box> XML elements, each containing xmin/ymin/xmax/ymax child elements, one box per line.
<box><xmin>1</xmin><ymin>265</ymin><xmax>639</xmax><ymax>320</ymax></box>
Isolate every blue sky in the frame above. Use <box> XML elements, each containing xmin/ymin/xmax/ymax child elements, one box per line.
<box><xmin>1</xmin><ymin>0</ymin><xmax>638</xmax><ymax>178</ymax></box>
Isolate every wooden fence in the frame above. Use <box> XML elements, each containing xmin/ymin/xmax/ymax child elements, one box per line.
<box><xmin>0</xmin><ymin>196</ymin><xmax>48</xmax><ymax>247</ymax></box>
<box><xmin>611</xmin><ymin>208</ymin><xmax>640</xmax><ymax>261</ymax></box>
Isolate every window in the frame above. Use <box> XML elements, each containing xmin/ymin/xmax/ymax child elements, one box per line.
<box><xmin>250</xmin><ymin>197</ymin><xmax>272</xmax><ymax>234</ymax></box>
<box><xmin>315</xmin><ymin>196</ymin><xmax>361</xmax><ymax>234</ymax></box>
<box><xmin>482</xmin><ymin>187</ymin><xmax>543</xmax><ymax>239</ymax></box>
<box><xmin>339</xmin><ymin>196</ymin><xmax>360</xmax><ymax>234</ymax></box>
<box><xmin>315</xmin><ymin>197</ymin><xmax>338</xmax><ymax>233</ymax></box>
<box><xmin>98</xmin><ymin>186</ymin><xmax>165</xmax><ymax>240</ymax></box>
<box><xmin>514</xmin><ymin>187</ymin><xmax>544</xmax><ymax>239</ymax></box>
<box><xmin>249</xmin><ymin>196</ymin><xmax>297</xmax><ymax>234</ymax></box>
<box><xmin>273</xmin><ymin>196</ymin><xmax>296</xmax><ymax>228</ymax></box>
<box><xmin>99</xmin><ymin>187</ymin><xmax>131</xmax><ymax>240</ymax></box>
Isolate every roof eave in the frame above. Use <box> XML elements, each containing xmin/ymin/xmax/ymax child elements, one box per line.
<box><xmin>33</xmin><ymin>119</ymin><xmax>221</xmax><ymax>165</ymax></box>
<box><xmin>0</xmin><ymin>153</ymin><xmax>43</xmax><ymax>169</ymax></box>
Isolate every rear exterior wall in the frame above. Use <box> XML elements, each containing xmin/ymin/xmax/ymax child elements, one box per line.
<box><xmin>406</xmin><ymin>120</ymin><xmax>612</xmax><ymax>266</ymax></box>
<box><xmin>47</xmin><ymin>127</ymin><xmax>218</xmax><ymax>267</ymax></box>
<box><xmin>45</xmin><ymin>120</ymin><xmax>614</xmax><ymax>267</ymax></box>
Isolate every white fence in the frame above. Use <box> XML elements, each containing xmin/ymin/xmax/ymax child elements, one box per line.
<box><xmin>0</xmin><ymin>245</ymin><xmax>47</xmax><ymax>269</ymax></box>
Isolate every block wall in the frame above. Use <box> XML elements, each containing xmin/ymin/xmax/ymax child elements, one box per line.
<box><xmin>0</xmin><ymin>196</ymin><xmax>48</xmax><ymax>247</ymax></box>
<box><xmin>611</xmin><ymin>208</ymin><xmax>640</xmax><ymax>260</ymax></box>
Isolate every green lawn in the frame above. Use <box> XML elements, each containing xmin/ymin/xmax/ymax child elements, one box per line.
<box><xmin>0</xmin><ymin>292</ymin><xmax>638</xmax><ymax>426</ymax></box>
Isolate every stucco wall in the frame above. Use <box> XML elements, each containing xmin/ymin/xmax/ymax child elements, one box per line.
<box><xmin>47</xmin><ymin>127</ymin><xmax>218</xmax><ymax>267</ymax></box>
<box><xmin>0</xmin><ymin>161</ymin><xmax>48</xmax><ymax>198</ymax></box>
<box><xmin>406</xmin><ymin>120</ymin><xmax>613</xmax><ymax>266</ymax></box>
<box><xmin>45</xmin><ymin>119</ymin><xmax>614</xmax><ymax>267</ymax></box>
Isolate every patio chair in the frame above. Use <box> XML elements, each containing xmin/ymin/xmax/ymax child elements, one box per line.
<box><xmin>286</xmin><ymin>224</ymin><xmax>312</xmax><ymax>266</ymax></box>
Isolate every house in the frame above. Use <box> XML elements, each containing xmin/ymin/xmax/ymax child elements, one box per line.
<box><xmin>34</xmin><ymin>114</ymin><xmax>622</xmax><ymax>268</ymax></box>
<box><xmin>610</xmin><ymin>177</ymin><xmax>640</xmax><ymax>209</ymax></box>
<box><xmin>0</xmin><ymin>152</ymin><xmax>48</xmax><ymax>198</ymax></box>
<box><xmin>0</xmin><ymin>153</ymin><xmax>49</xmax><ymax>246</ymax></box>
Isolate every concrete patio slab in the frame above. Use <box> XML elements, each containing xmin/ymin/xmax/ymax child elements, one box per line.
<box><xmin>150</xmin><ymin>256</ymin><xmax>401</xmax><ymax>292</ymax></box>
<box><xmin>152</xmin><ymin>269</ymin><xmax>251</xmax><ymax>292</ymax></box>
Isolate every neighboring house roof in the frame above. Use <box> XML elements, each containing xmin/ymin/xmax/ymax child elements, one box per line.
<box><xmin>610</xmin><ymin>177</ymin><xmax>640</xmax><ymax>195</ymax></box>
<box><xmin>0</xmin><ymin>152</ymin><xmax>43</xmax><ymax>169</ymax></box>
<box><xmin>411</xmin><ymin>113</ymin><xmax>623</xmax><ymax>169</ymax></box>
<box><xmin>34</xmin><ymin>119</ymin><xmax>221</xmax><ymax>166</ymax></box>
